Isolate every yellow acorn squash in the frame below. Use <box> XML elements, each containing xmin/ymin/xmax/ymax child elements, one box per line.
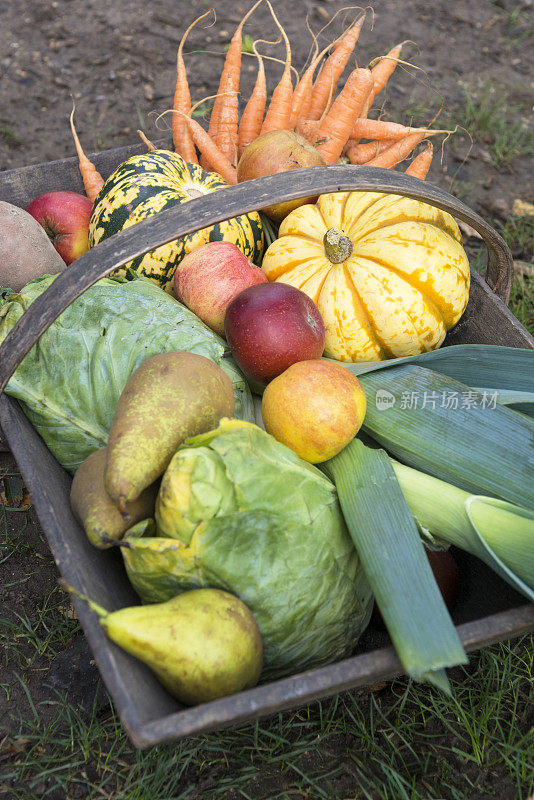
<box><xmin>89</xmin><ymin>150</ymin><xmax>264</xmax><ymax>293</ymax></box>
<box><xmin>262</xmin><ymin>192</ymin><xmax>470</xmax><ymax>361</ymax></box>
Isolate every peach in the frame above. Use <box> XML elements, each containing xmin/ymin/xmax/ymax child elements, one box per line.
<box><xmin>261</xmin><ymin>359</ymin><xmax>366</xmax><ymax>463</ymax></box>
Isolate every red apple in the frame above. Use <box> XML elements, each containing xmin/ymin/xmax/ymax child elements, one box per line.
<box><xmin>224</xmin><ymin>282</ymin><xmax>325</xmax><ymax>385</ymax></box>
<box><xmin>26</xmin><ymin>191</ymin><xmax>93</xmax><ymax>265</ymax></box>
<box><xmin>173</xmin><ymin>241</ymin><xmax>268</xmax><ymax>337</ymax></box>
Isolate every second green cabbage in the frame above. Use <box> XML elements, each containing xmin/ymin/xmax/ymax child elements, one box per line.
<box><xmin>122</xmin><ymin>419</ymin><xmax>372</xmax><ymax>679</ymax></box>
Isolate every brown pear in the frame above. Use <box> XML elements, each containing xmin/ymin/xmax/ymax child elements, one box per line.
<box><xmin>105</xmin><ymin>352</ymin><xmax>235</xmax><ymax>511</ymax></box>
<box><xmin>70</xmin><ymin>448</ymin><xmax>158</xmax><ymax>549</ymax></box>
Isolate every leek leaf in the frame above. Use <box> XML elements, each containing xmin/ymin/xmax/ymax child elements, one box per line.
<box><xmin>466</xmin><ymin>497</ymin><xmax>534</xmax><ymax>601</ymax></box>
<box><xmin>332</xmin><ymin>344</ymin><xmax>534</xmax><ymax>392</ymax></box>
<box><xmin>471</xmin><ymin>389</ymin><xmax>534</xmax><ymax>406</ymax></box>
<box><xmin>471</xmin><ymin>388</ymin><xmax>534</xmax><ymax>419</ymax></box>
<box><xmin>323</xmin><ymin>438</ymin><xmax>467</xmax><ymax>693</ymax></box>
<box><xmin>359</xmin><ymin>365</ymin><xmax>534</xmax><ymax>510</ymax></box>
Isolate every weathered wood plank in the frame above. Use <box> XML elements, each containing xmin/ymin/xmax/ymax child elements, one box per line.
<box><xmin>0</xmin><ymin>138</ymin><xmax>171</xmax><ymax>208</ymax></box>
<box><xmin>446</xmin><ymin>271</ymin><xmax>534</xmax><ymax>349</ymax></box>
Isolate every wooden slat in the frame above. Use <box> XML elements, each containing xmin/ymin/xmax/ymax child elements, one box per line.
<box><xmin>132</xmin><ymin>604</ymin><xmax>534</xmax><ymax>747</ymax></box>
<box><xmin>0</xmin><ymin>138</ymin><xmax>171</xmax><ymax>208</ymax></box>
<box><xmin>446</xmin><ymin>271</ymin><xmax>534</xmax><ymax>349</ymax></box>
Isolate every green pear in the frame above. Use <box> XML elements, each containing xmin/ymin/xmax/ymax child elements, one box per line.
<box><xmin>105</xmin><ymin>352</ymin><xmax>235</xmax><ymax>512</ymax></box>
<box><xmin>70</xmin><ymin>448</ymin><xmax>158</xmax><ymax>549</ymax></box>
<box><xmin>63</xmin><ymin>585</ymin><xmax>263</xmax><ymax>705</ymax></box>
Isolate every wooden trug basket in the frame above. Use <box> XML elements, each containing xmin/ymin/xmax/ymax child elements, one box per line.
<box><xmin>0</xmin><ymin>147</ymin><xmax>533</xmax><ymax>747</ymax></box>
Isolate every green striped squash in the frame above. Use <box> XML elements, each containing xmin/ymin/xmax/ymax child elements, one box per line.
<box><xmin>88</xmin><ymin>150</ymin><xmax>265</xmax><ymax>292</ymax></box>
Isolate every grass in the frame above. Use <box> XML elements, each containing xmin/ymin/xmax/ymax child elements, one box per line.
<box><xmin>496</xmin><ymin>4</ymin><xmax>534</xmax><ymax>51</ymax></box>
<box><xmin>224</xmin><ymin>33</ymin><xmax>255</xmax><ymax>53</ymax></box>
<box><xmin>510</xmin><ymin>273</ymin><xmax>534</xmax><ymax>336</ymax></box>
<box><xmin>0</xmin><ymin>636</ymin><xmax>532</xmax><ymax>799</ymax></box>
<box><xmin>452</xmin><ymin>84</ymin><xmax>533</xmax><ymax>170</ymax></box>
<box><xmin>0</xmin><ymin>124</ymin><xmax>20</xmax><ymax>146</ymax></box>
<box><xmin>462</xmin><ymin>212</ymin><xmax>534</xmax><ymax>335</ymax></box>
<box><xmin>500</xmin><ymin>215</ymin><xmax>534</xmax><ymax>263</ymax></box>
<box><xmin>501</xmin><ymin>214</ymin><xmax>534</xmax><ymax>335</ymax></box>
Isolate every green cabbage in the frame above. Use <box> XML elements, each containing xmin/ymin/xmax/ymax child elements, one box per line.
<box><xmin>122</xmin><ymin>419</ymin><xmax>372</xmax><ymax>679</ymax></box>
<box><xmin>0</xmin><ymin>274</ymin><xmax>253</xmax><ymax>472</ymax></box>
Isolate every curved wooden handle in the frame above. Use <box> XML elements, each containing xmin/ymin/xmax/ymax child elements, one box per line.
<box><xmin>0</xmin><ymin>165</ymin><xmax>513</xmax><ymax>397</ymax></box>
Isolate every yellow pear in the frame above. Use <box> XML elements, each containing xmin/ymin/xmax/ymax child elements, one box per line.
<box><xmin>64</xmin><ymin>584</ymin><xmax>262</xmax><ymax>705</ymax></box>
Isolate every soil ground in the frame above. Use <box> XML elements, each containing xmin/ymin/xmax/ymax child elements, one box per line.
<box><xmin>0</xmin><ymin>0</ymin><xmax>533</xmax><ymax>798</ymax></box>
<box><xmin>1</xmin><ymin>0</ymin><xmax>533</xmax><ymax>214</ymax></box>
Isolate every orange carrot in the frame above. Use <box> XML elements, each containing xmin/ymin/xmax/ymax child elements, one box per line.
<box><xmin>295</xmin><ymin>118</ymin><xmax>322</xmax><ymax>144</ymax></box>
<box><xmin>207</xmin><ymin>0</ymin><xmax>262</xmax><ymax>146</ymax></box>
<box><xmin>290</xmin><ymin>5</ymin><xmax>349</xmax><ymax>126</ymax></box>
<box><xmin>69</xmin><ymin>106</ymin><xmax>104</xmax><ymax>202</ymax></box>
<box><xmin>315</xmin><ymin>68</ymin><xmax>374</xmax><ymax>164</ymax></box>
<box><xmin>261</xmin><ymin>2</ymin><xmax>293</xmax><ymax>133</ymax></box>
<box><xmin>348</xmin><ymin>43</ymin><xmax>403</xmax><ymax>143</ymax></box>
<box><xmin>172</xmin><ymin>11</ymin><xmax>212</xmax><ymax>163</ymax></box>
<box><xmin>290</xmin><ymin>69</ymin><xmax>316</xmax><ymax>129</ymax></box>
<box><xmin>174</xmin><ymin>112</ymin><xmax>237</xmax><ymax>184</ymax></box>
<box><xmin>349</xmin><ymin>118</ymin><xmax>450</xmax><ymax>142</ymax></box>
<box><xmin>369</xmin><ymin>42</ymin><xmax>403</xmax><ymax>102</ymax></box>
<box><xmin>216</xmin><ymin>72</ymin><xmax>239</xmax><ymax>166</ymax></box>
<box><xmin>290</xmin><ymin>70</ymin><xmax>314</xmax><ymax>128</ymax></box>
<box><xmin>137</xmin><ymin>130</ymin><xmax>157</xmax><ymax>151</ymax></box>
<box><xmin>405</xmin><ymin>143</ymin><xmax>433</xmax><ymax>179</ymax></box>
<box><xmin>308</xmin><ymin>15</ymin><xmax>365</xmax><ymax>121</ymax></box>
<box><xmin>289</xmin><ymin>39</ymin><xmax>335</xmax><ymax>128</ymax></box>
<box><xmin>238</xmin><ymin>40</ymin><xmax>267</xmax><ymax>157</ymax></box>
<box><xmin>366</xmin><ymin>131</ymin><xmax>426</xmax><ymax>168</ymax></box>
<box><xmin>346</xmin><ymin>138</ymin><xmax>393</xmax><ymax>164</ymax></box>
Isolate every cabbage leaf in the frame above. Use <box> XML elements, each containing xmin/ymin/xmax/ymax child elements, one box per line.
<box><xmin>0</xmin><ymin>274</ymin><xmax>253</xmax><ymax>472</ymax></box>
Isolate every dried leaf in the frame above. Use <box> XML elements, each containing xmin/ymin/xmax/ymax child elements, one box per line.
<box><xmin>513</xmin><ymin>199</ymin><xmax>534</xmax><ymax>218</ymax></box>
<box><xmin>0</xmin><ymin>737</ymin><xmax>32</xmax><ymax>756</ymax></box>
<box><xmin>458</xmin><ymin>220</ymin><xmax>482</xmax><ymax>240</ymax></box>
<box><xmin>56</xmin><ymin>604</ymin><xmax>79</xmax><ymax>620</ymax></box>
<box><xmin>514</xmin><ymin>260</ymin><xmax>534</xmax><ymax>277</ymax></box>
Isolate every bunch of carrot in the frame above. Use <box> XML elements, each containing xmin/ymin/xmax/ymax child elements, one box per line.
<box><xmin>168</xmin><ymin>1</ymin><xmax>447</xmax><ymax>184</ymax></box>
<box><xmin>71</xmin><ymin>2</ymin><xmax>448</xmax><ymax>201</ymax></box>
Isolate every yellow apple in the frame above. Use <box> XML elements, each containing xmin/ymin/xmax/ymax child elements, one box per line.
<box><xmin>261</xmin><ymin>360</ymin><xmax>367</xmax><ymax>463</ymax></box>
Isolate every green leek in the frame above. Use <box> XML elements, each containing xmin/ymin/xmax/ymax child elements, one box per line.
<box><xmin>391</xmin><ymin>461</ymin><xmax>534</xmax><ymax>602</ymax></box>
<box><xmin>334</xmin><ymin>344</ymin><xmax>534</xmax><ymax>393</ymax></box>
<box><xmin>323</xmin><ymin>439</ymin><xmax>468</xmax><ymax>694</ymax></box>
<box><xmin>358</xmin><ymin>365</ymin><xmax>534</xmax><ymax>510</ymax></box>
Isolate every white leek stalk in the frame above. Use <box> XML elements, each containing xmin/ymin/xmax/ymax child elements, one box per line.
<box><xmin>392</xmin><ymin>461</ymin><xmax>534</xmax><ymax>602</ymax></box>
